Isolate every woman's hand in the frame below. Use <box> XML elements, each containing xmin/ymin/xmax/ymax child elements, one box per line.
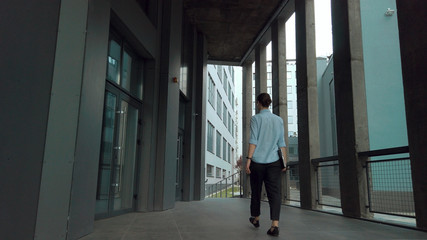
<box><xmin>246</xmin><ymin>159</ymin><xmax>251</xmax><ymax>174</ymax></box>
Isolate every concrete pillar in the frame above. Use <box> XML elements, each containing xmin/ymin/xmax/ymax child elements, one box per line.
<box><xmin>242</xmin><ymin>62</ymin><xmax>253</xmax><ymax>198</ymax></box>
<box><xmin>154</xmin><ymin>0</ymin><xmax>183</xmax><ymax>210</ymax></box>
<box><xmin>295</xmin><ymin>0</ymin><xmax>319</xmax><ymax>210</ymax></box>
<box><xmin>395</xmin><ymin>0</ymin><xmax>427</xmax><ymax>230</ymax></box>
<box><xmin>193</xmin><ymin>32</ymin><xmax>207</xmax><ymax>200</ymax></box>
<box><xmin>33</xmin><ymin>1</ymin><xmax>89</xmax><ymax>239</ymax></box>
<box><xmin>271</xmin><ymin>17</ymin><xmax>290</xmax><ymax>203</ymax></box>
<box><xmin>331</xmin><ymin>0</ymin><xmax>370</xmax><ymax>218</ymax></box>
<box><xmin>255</xmin><ymin>44</ymin><xmax>268</xmax><ymax>100</ymax></box>
<box><xmin>181</xmin><ymin>20</ymin><xmax>197</xmax><ymax>202</ymax></box>
<box><xmin>254</xmin><ymin>45</ymin><xmax>268</xmax><ymax>196</ymax></box>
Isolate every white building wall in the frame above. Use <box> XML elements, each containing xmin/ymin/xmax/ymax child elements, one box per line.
<box><xmin>286</xmin><ymin>61</ymin><xmax>298</xmax><ymax>137</ymax></box>
<box><xmin>205</xmin><ymin>64</ymin><xmax>236</xmax><ymax>185</ymax></box>
<box><xmin>252</xmin><ymin>60</ymin><xmax>298</xmax><ymax>137</ymax></box>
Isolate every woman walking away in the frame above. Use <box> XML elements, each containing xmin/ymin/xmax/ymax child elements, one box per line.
<box><xmin>246</xmin><ymin>93</ymin><xmax>287</xmax><ymax>237</ymax></box>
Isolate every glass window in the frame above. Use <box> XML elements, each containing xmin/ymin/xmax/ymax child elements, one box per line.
<box><xmin>216</xmin><ymin>167</ymin><xmax>221</xmax><ymax>178</ymax></box>
<box><xmin>208</xmin><ymin>75</ymin><xmax>215</xmax><ymax>108</ymax></box>
<box><xmin>121</xmin><ymin>50</ymin><xmax>132</xmax><ymax>91</ymax></box>
<box><xmin>180</xmin><ymin>65</ymin><xmax>188</xmax><ymax>96</ymax></box>
<box><xmin>228</xmin><ymin>83</ymin><xmax>232</xmax><ymax>103</ymax></box>
<box><xmin>287</xmin><ymin>71</ymin><xmax>292</xmax><ymax>79</ymax></box>
<box><xmin>224</xmin><ymin>77</ymin><xmax>228</xmax><ymax>93</ymax></box>
<box><xmin>223</xmin><ymin>138</ymin><xmax>227</xmax><ymax>160</ymax></box>
<box><xmin>267</xmin><ymin>86</ymin><xmax>272</xmax><ymax>96</ymax></box>
<box><xmin>107</xmin><ymin>40</ymin><xmax>121</xmax><ymax>85</ymax></box>
<box><xmin>288</xmin><ymin>101</ymin><xmax>293</xmax><ymax>109</ymax></box>
<box><xmin>288</xmin><ymin>116</ymin><xmax>293</xmax><ymax>124</ymax></box>
<box><xmin>207</xmin><ymin>164</ymin><xmax>214</xmax><ymax>177</ymax></box>
<box><xmin>106</xmin><ymin>38</ymin><xmax>143</xmax><ymax>100</ymax></box>
<box><xmin>217</xmin><ymin>65</ymin><xmax>222</xmax><ymax>82</ymax></box>
<box><xmin>223</xmin><ymin>104</ymin><xmax>227</xmax><ymax>127</ymax></box>
<box><xmin>228</xmin><ymin>143</ymin><xmax>231</xmax><ymax>163</ymax></box>
<box><xmin>287</xmin><ymin>86</ymin><xmax>292</xmax><ymax>94</ymax></box>
<box><xmin>231</xmin><ymin>67</ymin><xmax>234</xmax><ymax>84</ymax></box>
<box><xmin>207</xmin><ymin>122</ymin><xmax>214</xmax><ymax>153</ymax></box>
<box><xmin>217</xmin><ymin>91</ymin><xmax>222</xmax><ymax>118</ymax></box>
<box><xmin>228</xmin><ymin>113</ymin><xmax>231</xmax><ymax>132</ymax></box>
<box><xmin>216</xmin><ymin>131</ymin><xmax>222</xmax><ymax>157</ymax></box>
<box><xmin>231</xmin><ymin>93</ymin><xmax>234</xmax><ymax>110</ymax></box>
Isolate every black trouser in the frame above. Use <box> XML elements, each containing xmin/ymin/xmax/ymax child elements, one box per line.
<box><xmin>250</xmin><ymin>160</ymin><xmax>282</xmax><ymax>221</ymax></box>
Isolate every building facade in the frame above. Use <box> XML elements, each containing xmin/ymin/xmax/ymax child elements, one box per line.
<box><xmin>1</xmin><ymin>1</ymin><xmax>209</xmax><ymax>239</ymax></box>
<box><xmin>205</xmin><ymin>65</ymin><xmax>236</xmax><ymax>185</ymax></box>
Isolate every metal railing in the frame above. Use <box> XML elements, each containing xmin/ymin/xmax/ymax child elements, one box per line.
<box><xmin>312</xmin><ymin>156</ymin><xmax>341</xmax><ymax>208</ymax></box>
<box><xmin>359</xmin><ymin>146</ymin><xmax>415</xmax><ymax>218</ymax></box>
<box><xmin>286</xmin><ymin>161</ymin><xmax>301</xmax><ymax>202</ymax></box>
<box><xmin>206</xmin><ymin>171</ymin><xmax>242</xmax><ymax>198</ymax></box>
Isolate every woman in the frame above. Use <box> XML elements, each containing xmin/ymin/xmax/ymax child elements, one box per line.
<box><xmin>246</xmin><ymin>93</ymin><xmax>287</xmax><ymax>237</ymax></box>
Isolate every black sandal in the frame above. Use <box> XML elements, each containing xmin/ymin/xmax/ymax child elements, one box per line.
<box><xmin>249</xmin><ymin>217</ymin><xmax>260</xmax><ymax>228</ymax></box>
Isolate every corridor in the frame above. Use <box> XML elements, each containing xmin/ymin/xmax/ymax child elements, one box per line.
<box><xmin>81</xmin><ymin>198</ymin><xmax>427</xmax><ymax>240</ymax></box>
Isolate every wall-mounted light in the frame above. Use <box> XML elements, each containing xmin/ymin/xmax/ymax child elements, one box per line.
<box><xmin>172</xmin><ymin>77</ymin><xmax>179</xmax><ymax>83</ymax></box>
<box><xmin>385</xmin><ymin>8</ymin><xmax>395</xmax><ymax>16</ymax></box>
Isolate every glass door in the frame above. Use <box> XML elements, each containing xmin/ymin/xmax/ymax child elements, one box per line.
<box><xmin>96</xmin><ymin>84</ymin><xmax>141</xmax><ymax>219</ymax></box>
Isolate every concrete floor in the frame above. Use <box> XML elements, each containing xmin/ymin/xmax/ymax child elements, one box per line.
<box><xmin>80</xmin><ymin>198</ymin><xmax>427</xmax><ymax>240</ymax></box>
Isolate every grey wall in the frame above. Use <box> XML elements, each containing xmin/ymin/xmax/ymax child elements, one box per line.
<box><xmin>194</xmin><ymin>32</ymin><xmax>208</xmax><ymax>200</ymax></box>
<box><xmin>181</xmin><ymin>16</ymin><xmax>197</xmax><ymax>201</ymax></box>
<box><xmin>67</xmin><ymin>0</ymin><xmax>111</xmax><ymax>239</ymax></box>
<box><xmin>35</xmin><ymin>1</ymin><xmax>89</xmax><ymax>239</ymax></box>
<box><xmin>0</xmin><ymin>1</ymin><xmax>60</xmax><ymax>239</ymax></box>
<box><xmin>154</xmin><ymin>0</ymin><xmax>183</xmax><ymax>210</ymax></box>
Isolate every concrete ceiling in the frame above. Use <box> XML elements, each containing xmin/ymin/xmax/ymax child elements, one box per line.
<box><xmin>184</xmin><ymin>0</ymin><xmax>284</xmax><ymax>65</ymax></box>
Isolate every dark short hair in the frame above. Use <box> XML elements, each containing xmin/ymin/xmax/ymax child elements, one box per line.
<box><xmin>257</xmin><ymin>93</ymin><xmax>272</xmax><ymax>107</ymax></box>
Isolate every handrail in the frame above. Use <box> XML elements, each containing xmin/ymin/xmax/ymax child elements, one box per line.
<box><xmin>206</xmin><ymin>171</ymin><xmax>242</xmax><ymax>198</ymax></box>
<box><xmin>311</xmin><ymin>155</ymin><xmax>339</xmax><ymax>164</ymax></box>
<box><xmin>212</xmin><ymin>171</ymin><xmax>240</xmax><ymax>185</ymax></box>
<box><xmin>310</xmin><ymin>146</ymin><xmax>409</xmax><ymax>164</ymax></box>
<box><xmin>287</xmin><ymin>161</ymin><xmax>299</xmax><ymax>166</ymax></box>
<box><xmin>358</xmin><ymin>146</ymin><xmax>409</xmax><ymax>157</ymax></box>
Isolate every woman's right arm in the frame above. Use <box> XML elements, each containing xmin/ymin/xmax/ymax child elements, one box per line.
<box><xmin>246</xmin><ymin>144</ymin><xmax>256</xmax><ymax>174</ymax></box>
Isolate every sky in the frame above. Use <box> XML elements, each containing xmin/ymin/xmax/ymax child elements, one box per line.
<box><xmin>234</xmin><ymin>0</ymin><xmax>333</xmax><ymax>157</ymax></box>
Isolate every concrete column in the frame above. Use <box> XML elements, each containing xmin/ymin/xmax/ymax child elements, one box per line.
<box><xmin>331</xmin><ymin>0</ymin><xmax>370</xmax><ymax>218</ymax></box>
<box><xmin>395</xmin><ymin>0</ymin><xmax>427</xmax><ymax>230</ymax></box>
<box><xmin>35</xmin><ymin>1</ymin><xmax>90</xmax><ymax>239</ymax></box>
<box><xmin>242</xmin><ymin>62</ymin><xmax>253</xmax><ymax>198</ymax></box>
<box><xmin>181</xmin><ymin>20</ymin><xmax>197</xmax><ymax>202</ymax></box>
<box><xmin>193</xmin><ymin>32</ymin><xmax>207</xmax><ymax>200</ymax></box>
<box><xmin>295</xmin><ymin>0</ymin><xmax>320</xmax><ymax>210</ymax></box>
<box><xmin>255</xmin><ymin>45</ymin><xmax>268</xmax><ymax>201</ymax></box>
<box><xmin>154</xmin><ymin>0</ymin><xmax>183</xmax><ymax>210</ymax></box>
<box><xmin>271</xmin><ymin>17</ymin><xmax>290</xmax><ymax>203</ymax></box>
<box><xmin>255</xmin><ymin>44</ymin><xmax>268</xmax><ymax>101</ymax></box>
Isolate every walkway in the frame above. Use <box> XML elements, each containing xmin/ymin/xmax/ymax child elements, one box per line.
<box><xmin>80</xmin><ymin>198</ymin><xmax>427</xmax><ymax>240</ymax></box>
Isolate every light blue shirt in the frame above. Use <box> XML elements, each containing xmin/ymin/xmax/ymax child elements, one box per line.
<box><xmin>249</xmin><ymin>109</ymin><xmax>286</xmax><ymax>164</ymax></box>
